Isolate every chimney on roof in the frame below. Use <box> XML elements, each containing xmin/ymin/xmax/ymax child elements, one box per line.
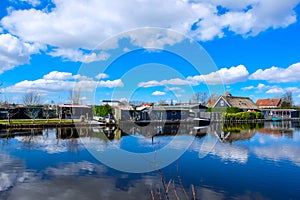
<box><xmin>225</xmin><ymin>91</ymin><xmax>232</xmax><ymax>96</ymax></box>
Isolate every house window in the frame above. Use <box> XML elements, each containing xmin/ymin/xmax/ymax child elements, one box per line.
<box><xmin>220</xmin><ymin>100</ymin><xmax>224</xmax><ymax>107</ymax></box>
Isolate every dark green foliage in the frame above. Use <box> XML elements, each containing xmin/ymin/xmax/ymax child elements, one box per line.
<box><xmin>280</xmin><ymin>101</ymin><xmax>292</xmax><ymax>109</ymax></box>
<box><xmin>93</xmin><ymin>105</ymin><xmax>112</xmax><ymax>117</ymax></box>
<box><xmin>254</xmin><ymin>112</ymin><xmax>264</xmax><ymax>119</ymax></box>
<box><xmin>226</xmin><ymin>107</ymin><xmax>241</xmax><ymax>113</ymax></box>
<box><xmin>207</xmin><ymin>107</ymin><xmax>240</xmax><ymax>113</ymax></box>
<box><xmin>206</xmin><ymin>107</ymin><xmax>212</xmax><ymax>112</ymax></box>
<box><xmin>224</xmin><ymin>112</ymin><xmax>264</xmax><ymax>120</ymax></box>
<box><xmin>207</xmin><ymin>107</ymin><xmax>227</xmax><ymax>112</ymax></box>
<box><xmin>222</xmin><ymin>123</ymin><xmax>264</xmax><ymax>132</ymax></box>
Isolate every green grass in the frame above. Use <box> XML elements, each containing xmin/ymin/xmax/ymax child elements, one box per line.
<box><xmin>0</xmin><ymin>119</ymin><xmax>79</xmax><ymax>125</ymax></box>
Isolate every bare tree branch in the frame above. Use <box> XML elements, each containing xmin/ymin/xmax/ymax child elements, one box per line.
<box><xmin>23</xmin><ymin>92</ymin><xmax>41</xmax><ymax>106</ymax></box>
<box><xmin>23</xmin><ymin>92</ymin><xmax>42</xmax><ymax>123</ymax></box>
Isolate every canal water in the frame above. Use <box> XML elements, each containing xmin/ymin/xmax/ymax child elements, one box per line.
<box><xmin>0</xmin><ymin>121</ymin><xmax>300</xmax><ymax>200</ymax></box>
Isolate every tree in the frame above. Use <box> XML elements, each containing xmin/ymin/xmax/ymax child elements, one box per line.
<box><xmin>23</xmin><ymin>92</ymin><xmax>42</xmax><ymax>123</ymax></box>
<box><xmin>190</xmin><ymin>91</ymin><xmax>208</xmax><ymax>104</ymax></box>
<box><xmin>25</xmin><ymin>108</ymin><xmax>41</xmax><ymax>123</ymax></box>
<box><xmin>281</xmin><ymin>91</ymin><xmax>293</xmax><ymax>108</ymax></box>
<box><xmin>93</xmin><ymin>104</ymin><xmax>113</xmax><ymax>117</ymax></box>
<box><xmin>23</xmin><ymin>92</ymin><xmax>41</xmax><ymax>106</ymax></box>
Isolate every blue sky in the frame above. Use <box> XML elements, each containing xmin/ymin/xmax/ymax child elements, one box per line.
<box><xmin>0</xmin><ymin>0</ymin><xmax>300</xmax><ymax>105</ymax></box>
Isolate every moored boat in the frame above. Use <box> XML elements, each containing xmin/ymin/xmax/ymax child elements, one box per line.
<box><xmin>193</xmin><ymin>117</ymin><xmax>211</xmax><ymax>127</ymax></box>
<box><xmin>272</xmin><ymin>117</ymin><xmax>283</xmax><ymax>121</ymax></box>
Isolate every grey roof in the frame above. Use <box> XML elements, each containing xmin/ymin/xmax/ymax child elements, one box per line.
<box><xmin>222</xmin><ymin>96</ymin><xmax>258</xmax><ymax>110</ymax></box>
<box><xmin>58</xmin><ymin>104</ymin><xmax>91</xmax><ymax>108</ymax></box>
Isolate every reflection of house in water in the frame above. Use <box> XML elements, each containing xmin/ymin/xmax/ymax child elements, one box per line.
<box><xmin>0</xmin><ymin>128</ymin><xmax>43</xmax><ymax>138</ymax></box>
<box><xmin>224</xmin><ymin>129</ymin><xmax>256</xmax><ymax>143</ymax></box>
<box><xmin>56</xmin><ymin>126</ymin><xmax>122</xmax><ymax>141</ymax></box>
<box><xmin>208</xmin><ymin>122</ymin><xmax>257</xmax><ymax>143</ymax></box>
<box><xmin>57</xmin><ymin>127</ymin><xmax>81</xmax><ymax>139</ymax></box>
<box><xmin>258</xmin><ymin>121</ymin><xmax>294</xmax><ymax>138</ymax></box>
<box><xmin>118</xmin><ymin>123</ymin><xmax>207</xmax><ymax>138</ymax></box>
<box><xmin>213</xmin><ymin>129</ymin><xmax>256</xmax><ymax>143</ymax></box>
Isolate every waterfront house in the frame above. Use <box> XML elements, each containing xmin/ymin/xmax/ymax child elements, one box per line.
<box><xmin>213</xmin><ymin>92</ymin><xmax>259</xmax><ymax>112</ymax></box>
<box><xmin>113</xmin><ymin>105</ymin><xmax>135</xmax><ymax>122</ymax></box>
<box><xmin>166</xmin><ymin>104</ymin><xmax>207</xmax><ymax>118</ymax></box>
<box><xmin>0</xmin><ymin>105</ymin><xmax>43</xmax><ymax>120</ymax></box>
<box><xmin>0</xmin><ymin>110</ymin><xmax>8</xmax><ymax>119</ymax></box>
<box><xmin>256</xmin><ymin>98</ymin><xmax>282</xmax><ymax>109</ymax></box>
<box><xmin>255</xmin><ymin>98</ymin><xmax>299</xmax><ymax>119</ymax></box>
<box><xmin>58</xmin><ymin>104</ymin><xmax>92</xmax><ymax>120</ymax></box>
<box><xmin>114</xmin><ymin>104</ymin><xmax>204</xmax><ymax>122</ymax></box>
<box><xmin>152</xmin><ymin>106</ymin><xmax>190</xmax><ymax>121</ymax></box>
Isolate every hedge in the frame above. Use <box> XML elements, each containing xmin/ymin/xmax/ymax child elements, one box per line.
<box><xmin>224</xmin><ymin>112</ymin><xmax>264</xmax><ymax>120</ymax></box>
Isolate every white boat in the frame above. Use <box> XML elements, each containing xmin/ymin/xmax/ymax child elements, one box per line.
<box><xmin>193</xmin><ymin>117</ymin><xmax>211</xmax><ymax>127</ymax></box>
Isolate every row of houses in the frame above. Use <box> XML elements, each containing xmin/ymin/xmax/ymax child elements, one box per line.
<box><xmin>0</xmin><ymin>92</ymin><xmax>298</xmax><ymax>121</ymax></box>
<box><xmin>211</xmin><ymin>92</ymin><xmax>294</xmax><ymax>110</ymax></box>
<box><xmin>107</xmin><ymin>92</ymin><xmax>300</xmax><ymax>122</ymax></box>
<box><xmin>210</xmin><ymin>92</ymin><xmax>299</xmax><ymax>119</ymax></box>
<box><xmin>113</xmin><ymin>104</ymin><xmax>207</xmax><ymax>123</ymax></box>
<box><xmin>0</xmin><ymin>104</ymin><xmax>93</xmax><ymax>120</ymax></box>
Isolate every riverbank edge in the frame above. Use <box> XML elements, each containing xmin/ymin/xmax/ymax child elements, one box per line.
<box><xmin>0</xmin><ymin>118</ymin><xmax>299</xmax><ymax>129</ymax></box>
<box><xmin>0</xmin><ymin>122</ymin><xmax>104</xmax><ymax>129</ymax></box>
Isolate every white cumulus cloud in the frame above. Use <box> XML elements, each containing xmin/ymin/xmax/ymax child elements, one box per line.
<box><xmin>266</xmin><ymin>87</ymin><xmax>285</xmax><ymax>94</ymax></box>
<box><xmin>198</xmin><ymin>64</ymin><xmax>249</xmax><ymax>85</ymax></box>
<box><xmin>152</xmin><ymin>91</ymin><xmax>166</xmax><ymax>96</ymax></box>
<box><xmin>43</xmin><ymin>71</ymin><xmax>73</xmax><ymax>80</ymax></box>
<box><xmin>139</xmin><ymin>64</ymin><xmax>249</xmax><ymax>88</ymax></box>
<box><xmin>242</xmin><ymin>86</ymin><xmax>255</xmax><ymax>90</ymax></box>
<box><xmin>286</xmin><ymin>87</ymin><xmax>300</xmax><ymax>93</ymax></box>
<box><xmin>2</xmin><ymin>71</ymin><xmax>124</xmax><ymax>94</ymax></box>
<box><xmin>138</xmin><ymin>78</ymin><xmax>189</xmax><ymax>88</ymax></box>
<box><xmin>95</xmin><ymin>73</ymin><xmax>109</xmax><ymax>79</ymax></box>
<box><xmin>48</xmin><ymin>48</ymin><xmax>110</xmax><ymax>63</ymax></box>
<box><xmin>1</xmin><ymin>0</ymin><xmax>299</xmax><ymax>49</ymax></box>
<box><xmin>0</xmin><ymin>0</ymin><xmax>299</xmax><ymax>74</ymax></box>
<box><xmin>0</xmin><ymin>33</ymin><xmax>43</xmax><ymax>74</ymax></box>
<box><xmin>98</xmin><ymin>79</ymin><xmax>124</xmax><ymax>88</ymax></box>
<box><xmin>242</xmin><ymin>83</ymin><xmax>271</xmax><ymax>92</ymax></box>
<box><xmin>249</xmin><ymin>62</ymin><xmax>300</xmax><ymax>83</ymax></box>
<box><xmin>242</xmin><ymin>83</ymin><xmax>300</xmax><ymax>95</ymax></box>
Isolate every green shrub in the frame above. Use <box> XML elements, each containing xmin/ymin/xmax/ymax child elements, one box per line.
<box><xmin>92</xmin><ymin>104</ymin><xmax>113</xmax><ymax>117</ymax></box>
<box><xmin>226</xmin><ymin>107</ymin><xmax>241</xmax><ymax>113</ymax></box>
<box><xmin>224</xmin><ymin>111</ymin><xmax>264</xmax><ymax>120</ymax></box>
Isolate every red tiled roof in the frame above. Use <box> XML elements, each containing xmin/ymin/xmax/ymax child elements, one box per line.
<box><xmin>206</xmin><ymin>99</ymin><xmax>216</xmax><ymax>107</ymax></box>
<box><xmin>256</xmin><ymin>98</ymin><xmax>281</xmax><ymax>107</ymax></box>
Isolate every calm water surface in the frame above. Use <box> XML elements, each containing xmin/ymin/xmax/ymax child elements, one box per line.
<box><xmin>1</xmin><ymin>121</ymin><xmax>300</xmax><ymax>200</ymax></box>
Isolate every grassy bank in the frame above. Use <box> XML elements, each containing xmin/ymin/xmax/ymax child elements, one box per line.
<box><xmin>0</xmin><ymin>119</ymin><xmax>79</xmax><ymax>125</ymax></box>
